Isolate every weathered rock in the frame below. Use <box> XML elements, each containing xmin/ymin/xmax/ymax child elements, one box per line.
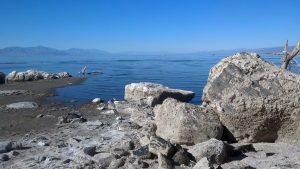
<box><xmin>0</xmin><ymin>72</ymin><xmax>5</xmax><ymax>84</ymax></box>
<box><xmin>125</xmin><ymin>82</ymin><xmax>195</xmax><ymax>107</ymax></box>
<box><xmin>154</xmin><ymin>98</ymin><xmax>223</xmax><ymax>145</ymax></box>
<box><xmin>6</xmin><ymin>101</ymin><xmax>38</xmax><ymax>109</ymax></box>
<box><xmin>93</xmin><ymin>153</ymin><xmax>115</xmax><ymax>167</ymax></box>
<box><xmin>92</xmin><ymin>98</ymin><xmax>102</xmax><ymax>104</ymax></box>
<box><xmin>6</xmin><ymin>70</ymin><xmax>71</xmax><ymax>82</ymax></box>
<box><xmin>83</xmin><ymin>146</ymin><xmax>97</xmax><ymax>156</ymax></box>
<box><xmin>108</xmin><ymin>157</ymin><xmax>126</xmax><ymax>169</ymax></box>
<box><xmin>124</xmin><ymin>157</ymin><xmax>149</xmax><ymax>169</ymax></box>
<box><xmin>188</xmin><ymin>138</ymin><xmax>227</xmax><ymax>165</ymax></box>
<box><xmin>202</xmin><ymin>52</ymin><xmax>300</xmax><ymax>143</ymax></box>
<box><xmin>192</xmin><ymin>157</ymin><xmax>212</xmax><ymax>169</ymax></box>
<box><xmin>149</xmin><ymin>136</ymin><xmax>176</xmax><ymax>157</ymax></box>
<box><xmin>1</xmin><ymin>154</ymin><xmax>9</xmax><ymax>161</ymax></box>
<box><xmin>158</xmin><ymin>153</ymin><xmax>174</xmax><ymax>169</ymax></box>
<box><xmin>0</xmin><ymin>141</ymin><xmax>23</xmax><ymax>153</ymax></box>
<box><xmin>132</xmin><ymin>145</ymin><xmax>152</xmax><ymax>159</ymax></box>
<box><xmin>172</xmin><ymin>148</ymin><xmax>192</xmax><ymax>166</ymax></box>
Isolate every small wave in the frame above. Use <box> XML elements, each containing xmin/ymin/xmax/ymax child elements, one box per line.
<box><xmin>0</xmin><ymin>62</ymin><xmax>27</xmax><ymax>64</ymax></box>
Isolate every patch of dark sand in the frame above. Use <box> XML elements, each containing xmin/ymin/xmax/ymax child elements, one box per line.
<box><xmin>0</xmin><ymin>77</ymin><xmax>86</xmax><ymax>140</ymax></box>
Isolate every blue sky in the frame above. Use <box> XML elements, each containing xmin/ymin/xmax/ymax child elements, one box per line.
<box><xmin>0</xmin><ymin>0</ymin><xmax>299</xmax><ymax>52</ymax></box>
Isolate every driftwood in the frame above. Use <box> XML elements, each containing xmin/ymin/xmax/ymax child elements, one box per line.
<box><xmin>282</xmin><ymin>41</ymin><xmax>300</xmax><ymax>69</ymax></box>
<box><xmin>254</xmin><ymin>40</ymin><xmax>300</xmax><ymax>69</ymax></box>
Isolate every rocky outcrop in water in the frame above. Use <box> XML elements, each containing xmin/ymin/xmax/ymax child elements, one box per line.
<box><xmin>202</xmin><ymin>52</ymin><xmax>300</xmax><ymax>143</ymax></box>
<box><xmin>154</xmin><ymin>98</ymin><xmax>223</xmax><ymax>145</ymax></box>
<box><xmin>125</xmin><ymin>82</ymin><xmax>195</xmax><ymax>107</ymax></box>
<box><xmin>0</xmin><ymin>72</ymin><xmax>5</xmax><ymax>84</ymax></box>
<box><xmin>6</xmin><ymin>70</ymin><xmax>72</xmax><ymax>82</ymax></box>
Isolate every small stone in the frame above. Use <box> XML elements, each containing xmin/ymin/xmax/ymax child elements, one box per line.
<box><xmin>83</xmin><ymin>146</ymin><xmax>97</xmax><ymax>156</ymax></box>
<box><xmin>92</xmin><ymin>98</ymin><xmax>102</xmax><ymax>104</ymax></box>
<box><xmin>192</xmin><ymin>157</ymin><xmax>212</xmax><ymax>169</ymax></box>
<box><xmin>93</xmin><ymin>153</ymin><xmax>115</xmax><ymax>167</ymax></box>
<box><xmin>139</xmin><ymin>136</ymin><xmax>150</xmax><ymax>146</ymax></box>
<box><xmin>36</xmin><ymin>114</ymin><xmax>44</xmax><ymax>118</ymax></box>
<box><xmin>10</xmin><ymin>151</ymin><xmax>20</xmax><ymax>156</ymax></box>
<box><xmin>63</xmin><ymin>159</ymin><xmax>72</xmax><ymax>164</ymax></box>
<box><xmin>132</xmin><ymin>145</ymin><xmax>152</xmax><ymax>159</ymax></box>
<box><xmin>108</xmin><ymin>158</ymin><xmax>126</xmax><ymax>169</ymax></box>
<box><xmin>188</xmin><ymin>138</ymin><xmax>226</xmax><ymax>165</ymax></box>
<box><xmin>37</xmin><ymin>141</ymin><xmax>49</xmax><ymax>146</ymax></box>
<box><xmin>149</xmin><ymin>136</ymin><xmax>176</xmax><ymax>157</ymax></box>
<box><xmin>1</xmin><ymin>154</ymin><xmax>9</xmax><ymax>161</ymax></box>
<box><xmin>36</xmin><ymin>156</ymin><xmax>47</xmax><ymax>162</ymax></box>
<box><xmin>158</xmin><ymin>153</ymin><xmax>174</xmax><ymax>169</ymax></box>
<box><xmin>172</xmin><ymin>148</ymin><xmax>191</xmax><ymax>166</ymax></box>
<box><xmin>116</xmin><ymin>116</ymin><xmax>124</xmax><ymax>121</ymax></box>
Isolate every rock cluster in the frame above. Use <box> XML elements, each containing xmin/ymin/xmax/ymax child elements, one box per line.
<box><xmin>6</xmin><ymin>70</ymin><xmax>71</xmax><ymax>82</ymax></box>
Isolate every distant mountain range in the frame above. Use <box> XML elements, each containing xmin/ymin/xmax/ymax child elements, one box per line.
<box><xmin>0</xmin><ymin>46</ymin><xmax>109</xmax><ymax>57</ymax></box>
<box><xmin>0</xmin><ymin>46</ymin><xmax>289</xmax><ymax>57</ymax></box>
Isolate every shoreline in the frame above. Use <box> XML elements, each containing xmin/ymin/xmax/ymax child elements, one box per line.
<box><xmin>0</xmin><ymin>77</ymin><xmax>87</xmax><ymax>140</ymax></box>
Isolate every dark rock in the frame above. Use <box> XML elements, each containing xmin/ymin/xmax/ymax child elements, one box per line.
<box><xmin>172</xmin><ymin>149</ymin><xmax>192</xmax><ymax>166</ymax></box>
<box><xmin>1</xmin><ymin>154</ymin><xmax>9</xmax><ymax>161</ymax></box>
<box><xmin>0</xmin><ymin>72</ymin><xmax>5</xmax><ymax>84</ymax></box>
<box><xmin>63</xmin><ymin>159</ymin><xmax>72</xmax><ymax>164</ymax></box>
<box><xmin>158</xmin><ymin>153</ymin><xmax>174</xmax><ymax>169</ymax></box>
<box><xmin>132</xmin><ymin>145</ymin><xmax>153</xmax><ymax>159</ymax></box>
<box><xmin>149</xmin><ymin>136</ymin><xmax>177</xmax><ymax>158</ymax></box>
<box><xmin>83</xmin><ymin>146</ymin><xmax>97</xmax><ymax>156</ymax></box>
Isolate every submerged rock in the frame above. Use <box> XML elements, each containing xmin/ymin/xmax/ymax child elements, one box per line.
<box><xmin>202</xmin><ymin>52</ymin><xmax>300</xmax><ymax>143</ymax></box>
<box><xmin>154</xmin><ymin>98</ymin><xmax>223</xmax><ymax>145</ymax></box>
<box><xmin>125</xmin><ymin>82</ymin><xmax>195</xmax><ymax>107</ymax></box>
<box><xmin>6</xmin><ymin>101</ymin><xmax>38</xmax><ymax>109</ymax></box>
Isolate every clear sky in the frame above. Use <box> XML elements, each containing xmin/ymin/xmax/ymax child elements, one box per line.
<box><xmin>0</xmin><ymin>0</ymin><xmax>299</xmax><ymax>52</ymax></box>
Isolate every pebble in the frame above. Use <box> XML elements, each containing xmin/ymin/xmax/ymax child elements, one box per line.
<box><xmin>83</xmin><ymin>146</ymin><xmax>97</xmax><ymax>156</ymax></box>
<box><xmin>1</xmin><ymin>154</ymin><xmax>9</xmax><ymax>161</ymax></box>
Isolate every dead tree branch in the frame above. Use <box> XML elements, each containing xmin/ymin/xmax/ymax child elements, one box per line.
<box><xmin>282</xmin><ymin>41</ymin><xmax>300</xmax><ymax>69</ymax></box>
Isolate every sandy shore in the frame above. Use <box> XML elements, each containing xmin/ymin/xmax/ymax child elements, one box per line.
<box><xmin>0</xmin><ymin>77</ymin><xmax>88</xmax><ymax>140</ymax></box>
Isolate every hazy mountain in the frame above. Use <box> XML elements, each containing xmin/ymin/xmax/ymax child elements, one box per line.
<box><xmin>0</xmin><ymin>46</ymin><xmax>109</xmax><ymax>57</ymax></box>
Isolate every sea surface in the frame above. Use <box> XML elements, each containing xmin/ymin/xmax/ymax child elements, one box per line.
<box><xmin>0</xmin><ymin>54</ymin><xmax>287</xmax><ymax>104</ymax></box>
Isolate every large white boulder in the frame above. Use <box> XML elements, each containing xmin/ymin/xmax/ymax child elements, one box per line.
<box><xmin>154</xmin><ymin>98</ymin><xmax>223</xmax><ymax>145</ymax></box>
<box><xmin>202</xmin><ymin>52</ymin><xmax>300</xmax><ymax>143</ymax></box>
<box><xmin>125</xmin><ymin>82</ymin><xmax>195</xmax><ymax>107</ymax></box>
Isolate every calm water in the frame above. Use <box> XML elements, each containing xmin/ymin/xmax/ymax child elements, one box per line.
<box><xmin>0</xmin><ymin>54</ymin><xmax>284</xmax><ymax>104</ymax></box>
